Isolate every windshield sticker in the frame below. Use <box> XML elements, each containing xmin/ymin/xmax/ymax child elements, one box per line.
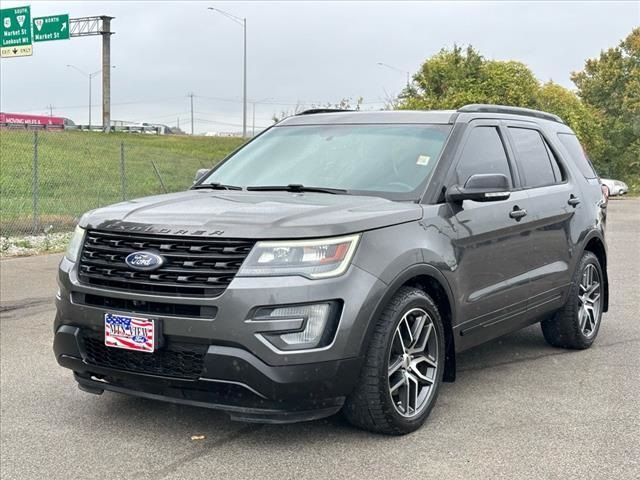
<box><xmin>416</xmin><ymin>155</ymin><xmax>431</xmax><ymax>166</ymax></box>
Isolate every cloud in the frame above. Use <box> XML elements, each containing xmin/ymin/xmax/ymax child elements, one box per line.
<box><xmin>1</xmin><ymin>0</ymin><xmax>637</xmax><ymax>133</ymax></box>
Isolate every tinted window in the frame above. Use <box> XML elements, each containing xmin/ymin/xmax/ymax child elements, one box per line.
<box><xmin>454</xmin><ymin>127</ymin><xmax>511</xmax><ymax>186</ymax></box>
<box><xmin>557</xmin><ymin>133</ymin><xmax>597</xmax><ymax>178</ymax></box>
<box><xmin>509</xmin><ymin>128</ymin><xmax>556</xmax><ymax>188</ymax></box>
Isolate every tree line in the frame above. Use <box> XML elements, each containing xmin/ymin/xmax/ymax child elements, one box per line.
<box><xmin>397</xmin><ymin>28</ymin><xmax>639</xmax><ymax>190</ymax></box>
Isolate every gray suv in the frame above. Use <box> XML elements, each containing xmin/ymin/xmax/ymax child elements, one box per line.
<box><xmin>54</xmin><ymin>104</ymin><xmax>609</xmax><ymax>435</ymax></box>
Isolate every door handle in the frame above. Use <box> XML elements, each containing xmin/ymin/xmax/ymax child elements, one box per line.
<box><xmin>509</xmin><ymin>207</ymin><xmax>527</xmax><ymax>220</ymax></box>
<box><xmin>568</xmin><ymin>195</ymin><xmax>581</xmax><ymax>207</ymax></box>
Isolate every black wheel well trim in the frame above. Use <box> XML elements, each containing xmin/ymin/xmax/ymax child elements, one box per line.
<box><xmin>580</xmin><ymin>231</ymin><xmax>609</xmax><ymax>312</ymax></box>
<box><xmin>361</xmin><ymin>264</ymin><xmax>457</xmax><ymax>382</ymax></box>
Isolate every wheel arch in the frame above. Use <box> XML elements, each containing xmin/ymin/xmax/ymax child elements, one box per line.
<box><xmin>362</xmin><ymin>264</ymin><xmax>457</xmax><ymax>382</ymax></box>
<box><xmin>581</xmin><ymin>232</ymin><xmax>609</xmax><ymax>312</ymax></box>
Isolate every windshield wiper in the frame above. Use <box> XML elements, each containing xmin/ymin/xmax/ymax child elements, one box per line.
<box><xmin>246</xmin><ymin>184</ymin><xmax>349</xmax><ymax>195</ymax></box>
<box><xmin>192</xmin><ymin>182</ymin><xmax>243</xmax><ymax>191</ymax></box>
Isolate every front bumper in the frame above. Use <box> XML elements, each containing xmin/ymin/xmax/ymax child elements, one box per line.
<box><xmin>54</xmin><ymin>256</ymin><xmax>386</xmax><ymax>422</ymax></box>
<box><xmin>54</xmin><ymin>325</ymin><xmax>361</xmax><ymax>423</ymax></box>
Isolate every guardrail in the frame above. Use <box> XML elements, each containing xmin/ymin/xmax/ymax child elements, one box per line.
<box><xmin>67</xmin><ymin>125</ymin><xmax>163</xmax><ymax>134</ymax></box>
<box><xmin>0</xmin><ymin>122</ymin><xmax>65</xmax><ymax>131</ymax></box>
<box><xmin>0</xmin><ymin>123</ymin><xmax>163</xmax><ymax>134</ymax></box>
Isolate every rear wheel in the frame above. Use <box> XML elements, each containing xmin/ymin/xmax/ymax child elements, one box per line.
<box><xmin>343</xmin><ymin>287</ymin><xmax>445</xmax><ymax>435</ymax></box>
<box><xmin>541</xmin><ymin>251</ymin><xmax>604</xmax><ymax>349</ymax></box>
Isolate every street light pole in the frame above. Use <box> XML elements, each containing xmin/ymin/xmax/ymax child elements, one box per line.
<box><xmin>377</xmin><ymin>62</ymin><xmax>411</xmax><ymax>89</ymax></box>
<box><xmin>251</xmin><ymin>97</ymin><xmax>273</xmax><ymax>136</ymax></box>
<box><xmin>67</xmin><ymin>65</ymin><xmax>113</xmax><ymax>129</ymax></box>
<box><xmin>208</xmin><ymin>7</ymin><xmax>248</xmax><ymax>137</ymax></box>
<box><xmin>243</xmin><ymin>17</ymin><xmax>247</xmax><ymax>138</ymax></box>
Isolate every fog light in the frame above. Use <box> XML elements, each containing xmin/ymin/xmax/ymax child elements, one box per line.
<box><xmin>255</xmin><ymin>302</ymin><xmax>341</xmax><ymax>351</ymax></box>
<box><xmin>272</xmin><ymin>304</ymin><xmax>330</xmax><ymax>346</ymax></box>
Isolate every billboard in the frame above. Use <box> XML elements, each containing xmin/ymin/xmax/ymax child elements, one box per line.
<box><xmin>0</xmin><ymin>112</ymin><xmax>66</xmax><ymax>126</ymax></box>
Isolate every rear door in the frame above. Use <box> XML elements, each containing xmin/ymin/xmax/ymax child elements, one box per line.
<box><xmin>444</xmin><ymin>121</ymin><xmax>537</xmax><ymax>350</ymax></box>
<box><xmin>503</xmin><ymin>122</ymin><xmax>576</xmax><ymax>318</ymax></box>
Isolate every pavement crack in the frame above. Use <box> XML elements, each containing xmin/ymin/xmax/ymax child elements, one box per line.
<box><xmin>0</xmin><ymin>297</ymin><xmax>53</xmax><ymax>314</ymax></box>
<box><xmin>143</xmin><ymin>423</ymin><xmax>264</xmax><ymax>480</ymax></box>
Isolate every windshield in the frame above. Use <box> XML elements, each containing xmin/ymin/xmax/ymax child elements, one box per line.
<box><xmin>202</xmin><ymin>124</ymin><xmax>452</xmax><ymax>199</ymax></box>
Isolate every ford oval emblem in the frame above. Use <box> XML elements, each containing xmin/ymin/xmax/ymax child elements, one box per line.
<box><xmin>125</xmin><ymin>251</ymin><xmax>165</xmax><ymax>271</ymax></box>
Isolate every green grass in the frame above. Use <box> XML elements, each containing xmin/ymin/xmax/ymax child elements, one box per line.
<box><xmin>0</xmin><ymin>130</ymin><xmax>245</xmax><ymax>235</ymax></box>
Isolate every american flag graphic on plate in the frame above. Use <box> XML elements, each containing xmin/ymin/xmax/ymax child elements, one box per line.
<box><xmin>104</xmin><ymin>313</ymin><xmax>155</xmax><ymax>353</ymax></box>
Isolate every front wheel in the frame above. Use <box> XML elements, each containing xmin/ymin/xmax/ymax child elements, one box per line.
<box><xmin>343</xmin><ymin>287</ymin><xmax>445</xmax><ymax>435</ymax></box>
<box><xmin>541</xmin><ymin>251</ymin><xmax>604</xmax><ymax>349</ymax></box>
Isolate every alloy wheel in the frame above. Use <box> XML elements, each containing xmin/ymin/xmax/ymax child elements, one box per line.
<box><xmin>578</xmin><ymin>263</ymin><xmax>602</xmax><ymax>338</ymax></box>
<box><xmin>388</xmin><ymin>308</ymin><xmax>439</xmax><ymax>417</ymax></box>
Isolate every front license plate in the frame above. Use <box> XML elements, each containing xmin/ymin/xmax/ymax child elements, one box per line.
<box><xmin>104</xmin><ymin>313</ymin><xmax>155</xmax><ymax>353</ymax></box>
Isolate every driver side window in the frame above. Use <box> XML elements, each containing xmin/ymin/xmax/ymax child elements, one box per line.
<box><xmin>454</xmin><ymin>126</ymin><xmax>512</xmax><ymax>187</ymax></box>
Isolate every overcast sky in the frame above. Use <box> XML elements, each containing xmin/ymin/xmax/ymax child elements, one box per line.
<box><xmin>0</xmin><ymin>1</ymin><xmax>638</xmax><ymax>133</ymax></box>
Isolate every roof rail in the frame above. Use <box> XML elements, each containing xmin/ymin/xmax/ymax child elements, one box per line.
<box><xmin>296</xmin><ymin>108</ymin><xmax>353</xmax><ymax>116</ymax></box>
<box><xmin>458</xmin><ymin>104</ymin><xmax>564</xmax><ymax>124</ymax></box>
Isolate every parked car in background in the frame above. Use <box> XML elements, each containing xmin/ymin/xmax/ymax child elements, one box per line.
<box><xmin>54</xmin><ymin>104</ymin><xmax>609</xmax><ymax>435</ymax></box>
<box><xmin>601</xmin><ymin>178</ymin><xmax>628</xmax><ymax>196</ymax></box>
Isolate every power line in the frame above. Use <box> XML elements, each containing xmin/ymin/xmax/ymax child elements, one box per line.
<box><xmin>12</xmin><ymin>95</ymin><xmax>387</xmax><ymax>116</ymax></box>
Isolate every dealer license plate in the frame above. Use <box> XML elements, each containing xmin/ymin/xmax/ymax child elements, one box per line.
<box><xmin>104</xmin><ymin>313</ymin><xmax>155</xmax><ymax>353</ymax></box>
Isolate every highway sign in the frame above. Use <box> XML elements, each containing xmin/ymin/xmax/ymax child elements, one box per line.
<box><xmin>0</xmin><ymin>44</ymin><xmax>32</xmax><ymax>58</ymax></box>
<box><xmin>33</xmin><ymin>14</ymin><xmax>69</xmax><ymax>42</ymax></box>
<box><xmin>1</xmin><ymin>5</ymin><xmax>31</xmax><ymax>57</ymax></box>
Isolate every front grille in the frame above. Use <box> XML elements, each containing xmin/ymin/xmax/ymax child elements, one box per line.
<box><xmin>78</xmin><ymin>230</ymin><xmax>255</xmax><ymax>297</ymax></box>
<box><xmin>75</xmin><ymin>293</ymin><xmax>217</xmax><ymax>319</ymax></box>
<box><xmin>81</xmin><ymin>331</ymin><xmax>207</xmax><ymax>379</ymax></box>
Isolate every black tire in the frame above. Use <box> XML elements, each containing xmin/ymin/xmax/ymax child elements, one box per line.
<box><xmin>343</xmin><ymin>287</ymin><xmax>445</xmax><ymax>435</ymax></box>
<box><xmin>541</xmin><ymin>251</ymin><xmax>604</xmax><ymax>349</ymax></box>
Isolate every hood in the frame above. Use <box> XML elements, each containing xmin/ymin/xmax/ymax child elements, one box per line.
<box><xmin>82</xmin><ymin>190</ymin><xmax>422</xmax><ymax>239</ymax></box>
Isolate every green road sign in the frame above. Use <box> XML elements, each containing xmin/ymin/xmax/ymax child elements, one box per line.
<box><xmin>1</xmin><ymin>5</ymin><xmax>32</xmax><ymax>57</ymax></box>
<box><xmin>33</xmin><ymin>14</ymin><xmax>69</xmax><ymax>42</ymax></box>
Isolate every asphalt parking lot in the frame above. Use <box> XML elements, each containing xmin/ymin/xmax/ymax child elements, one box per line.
<box><xmin>1</xmin><ymin>198</ymin><xmax>638</xmax><ymax>480</ymax></box>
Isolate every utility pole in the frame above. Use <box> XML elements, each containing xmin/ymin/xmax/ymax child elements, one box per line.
<box><xmin>47</xmin><ymin>104</ymin><xmax>54</xmax><ymax>116</ymax></box>
<box><xmin>188</xmin><ymin>93</ymin><xmax>195</xmax><ymax>135</ymax></box>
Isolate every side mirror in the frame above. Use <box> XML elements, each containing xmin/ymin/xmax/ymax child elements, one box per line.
<box><xmin>194</xmin><ymin>168</ymin><xmax>210</xmax><ymax>184</ymax></box>
<box><xmin>446</xmin><ymin>173</ymin><xmax>511</xmax><ymax>203</ymax></box>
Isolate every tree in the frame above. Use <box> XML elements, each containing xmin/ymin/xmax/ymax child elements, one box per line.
<box><xmin>397</xmin><ymin>44</ymin><xmax>614</xmax><ymax>178</ymax></box>
<box><xmin>271</xmin><ymin>97</ymin><xmax>363</xmax><ymax>123</ymax></box>
<box><xmin>400</xmin><ymin>45</ymin><xmax>539</xmax><ymax>110</ymax></box>
<box><xmin>536</xmin><ymin>81</ymin><xmax>605</xmax><ymax>171</ymax></box>
<box><xmin>571</xmin><ymin>28</ymin><xmax>640</xmax><ymax>179</ymax></box>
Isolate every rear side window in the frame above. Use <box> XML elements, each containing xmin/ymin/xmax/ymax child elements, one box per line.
<box><xmin>509</xmin><ymin>128</ymin><xmax>558</xmax><ymax>188</ymax></box>
<box><xmin>557</xmin><ymin>133</ymin><xmax>597</xmax><ymax>178</ymax></box>
<box><xmin>454</xmin><ymin>127</ymin><xmax>512</xmax><ymax>187</ymax></box>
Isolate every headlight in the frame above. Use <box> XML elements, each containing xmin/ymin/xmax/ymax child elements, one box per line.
<box><xmin>237</xmin><ymin>234</ymin><xmax>360</xmax><ymax>279</ymax></box>
<box><xmin>65</xmin><ymin>225</ymin><xmax>85</xmax><ymax>262</ymax></box>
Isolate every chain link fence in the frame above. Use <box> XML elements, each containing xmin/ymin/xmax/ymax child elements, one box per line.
<box><xmin>0</xmin><ymin>128</ymin><xmax>244</xmax><ymax>237</ymax></box>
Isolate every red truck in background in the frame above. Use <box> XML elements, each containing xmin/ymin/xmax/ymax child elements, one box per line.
<box><xmin>0</xmin><ymin>112</ymin><xmax>74</xmax><ymax>127</ymax></box>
